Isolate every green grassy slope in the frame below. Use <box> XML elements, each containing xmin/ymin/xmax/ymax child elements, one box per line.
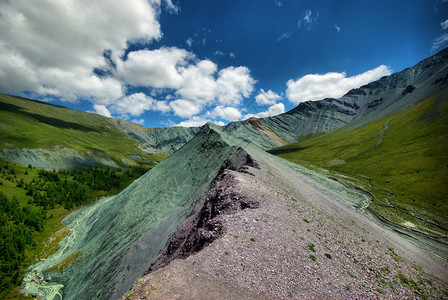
<box><xmin>0</xmin><ymin>93</ymin><xmax>169</xmax><ymax>298</ymax></box>
<box><xmin>0</xmin><ymin>93</ymin><xmax>167</xmax><ymax>167</ymax></box>
<box><xmin>269</xmin><ymin>95</ymin><xmax>448</xmax><ymax>239</ymax></box>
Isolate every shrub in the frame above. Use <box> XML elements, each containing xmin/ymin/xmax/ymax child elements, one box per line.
<box><xmin>309</xmin><ymin>255</ymin><xmax>317</xmax><ymax>261</ymax></box>
<box><xmin>308</xmin><ymin>243</ymin><xmax>316</xmax><ymax>252</ymax></box>
<box><xmin>324</xmin><ymin>253</ymin><xmax>332</xmax><ymax>259</ymax></box>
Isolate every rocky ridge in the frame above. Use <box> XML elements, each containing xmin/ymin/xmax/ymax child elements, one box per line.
<box><xmin>124</xmin><ymin>149</ymin><xmax>448</xmax><ymax>299</ymax></box>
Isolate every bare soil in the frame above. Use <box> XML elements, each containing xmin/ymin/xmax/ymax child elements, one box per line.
<box><xmin>123</xmin><ymin>150</ymin><xmax>448</xmax><ymax>299</ymax></box>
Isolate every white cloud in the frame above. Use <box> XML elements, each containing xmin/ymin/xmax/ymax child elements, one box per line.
<box><xmin>163</xmin><ymin>0</ymin><xmax>180</xmax><ymax>14</ymax></box>
<box><xmin>277</xmin><ymin>31</ymin><xmax>292</xmax><ymax>42</ymax></box>
<box><xmin>153</xmin><ymin>100</ymin><xmax>171</xmax><ymax>113</ymax></box>
<box><xmin>93</xmin><ymin>104</ymin><xmax>112</xmax><ymax>118</ymax></box>
<box><xmin>243</xmin><ymin>103</ymin><xmax>285</xmax><ymax>120</ymax></box>
<box><xmin>131</xmin><ymin>118</ymin><xmax>145</xmax><ymax>125</ymax></box>
<box><xmin>176</xmin><ymin>59</ymin><xmax>218</xmax><ymax>105</ymax></box>
<box><xmin>207</xmin><ymin>106</ymin><xmax>242</xmax><ymax>121</ymax></box>
<box><xmin>441</xmin><ymin>19</ymin><xmax>448</xmax><ymax>30</ymax></box>
<box><xmin>432</xmin><ymin>33</ymin><xmax>448</xmax><ymax>53</ymax></box>
<box><xmin>275</xmin><ymin>0</ymin><xmax>282</xmax><ymax>8</ymax></box>
<box><xmin>170</xmin><ymin>99</ymin><xmax>201</xmax><ymax>118</ymax></box>
<box><xmin>230</xmin><ymin>52</ymin><xmax>236</xmax><ymax>58</ymax></box>
<box><xmin>215</xmin><ymin>50</ymin><xmax>225</xmax><ymax>56</ymax></box>
<box><xmin>113</xmin><ymin>93</ymin><xmax>154</xmax><ymax>117</ymax></box>
<box><xmin>255</xmin><ymin>89</ymin><xmax>282</xmax><ymax>105</ymax></box>
<box><xmin>298</xmin><ymin>9</ymin><xmax>318</xmax><ymax>30</ymax></box>
<box><xmin>216</xmin><ymin>66</ymin><xmax>256</xmax><ymax>106</ymax></box>
<box><xmin>286</xmin><ymin>65</ymin><xmax>392</xmax><ymax>104</ymax></box>
<box><xmin>177</xmin><ymin>116</ymin><xmax>224</xmax><ymax>127</ymax></box>
<box><xmin>335</xmin><ymin>25</ymin><xmax>341</xmax><ymax>32</ymax></box>
<box><xmin>106</xmin><ymin>93</ymin><xmax>171</xmax><ymax>119</ymax></box>
<box><xmin>117</xmin><ymin>47</ymin><xmax>191</xmax><ymax>89</ymax></box>
<box><xmin>0</xmin><ymin>0</ymin><xmax>161</xmax><ymax>102</ymax></box>
<box><xmin>303</xmin><ymin>10</ymin><xmax>312</xmax><ymax>23</ymax></box>
<box><xmin>0</xmin><ymin>0</ymin><xmax>257</xmax><ymax>123</ymax></box>
<box><xmin>117</xmin><ymin>48</ymin><xmax>255</xmax><ymax>117</ymax></box>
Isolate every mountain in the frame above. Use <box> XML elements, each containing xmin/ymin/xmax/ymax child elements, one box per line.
<box><xmin>22</xmin><ymin>124</ymin><xmax>448</xmax><ymax>299</ymax></box>
<box><xmin>0</xmin><ymin>94</ymin><xmax>168</xmax><ymax>169</ymax></box>
<box><xmin>269</xmin><ymin>94</ymin><xmax>448</xmax><ymax>258</ymax></box>
<box><xmin>21</xmin><ymin>124</ymin><xmax>242</xmax><ymax>299</ymax></box>
<box><xmin>2</xmin><ymin>49</ymin><xmax>447</xmax><ymax>166</ymax></box>
<box><xmin>5</xmin><ymin>48</ymin><xmax>448</xmax><ymax>298</ymax></box>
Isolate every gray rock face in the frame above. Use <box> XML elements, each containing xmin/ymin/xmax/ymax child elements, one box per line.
<box><xmin>223</xmin><ymin>47</ymin><xmax>448</xmax><ymax>149</ymax></box>
<box><xmin>122</xmin><ymin>48</ymin><xmax>448</xmax><ymax>153</ymax></box>
<box><xmin>109</xmin><ymin>119</ymin><xmax>200</xmax><ymax>155</ymax></box>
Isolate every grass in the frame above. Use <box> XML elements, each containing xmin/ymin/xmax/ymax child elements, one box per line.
<box><xmin>0</xmin><ymin>93</ymin><xmax>168</xmax><ymax>167</ymax></box>
<box><xmin>309</xmin><ymin>255</ymin><xmax>317</xmax><ymax>261</ymax></box>
<box><xmin>1</xmin><ymin>160</ymin><xmax>152</xmax><ymax>299</ymax></box>
<box><xmin>269</xmin><ymin>95</ymin><xmax>448</xmax><ymax>238</ymax></box>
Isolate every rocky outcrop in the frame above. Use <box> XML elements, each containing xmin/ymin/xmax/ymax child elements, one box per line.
<box><xmin>22</xmin><ymin>124</ymin><xmax>244</xmax><ymax>300</ymax></box>
<box><xmin>148</xmin><ymin>148</ymin><xmax>260</xmax><ymax>273</ymax></box>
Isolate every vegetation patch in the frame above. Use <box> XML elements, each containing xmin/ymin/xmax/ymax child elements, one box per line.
<box><xmin>308</xmin><ymin>243</ymin><xmax>316</xmax><ymax>252</ymax></box>
<box><xmin>269</xmin><ymin>96</ymin><xmax>448</xmax><ymax>240</ymax></box>
<box><xmin>0</xmin><ymin>160</ymin><xmax>151</xmax><ymax>298</ymax></box>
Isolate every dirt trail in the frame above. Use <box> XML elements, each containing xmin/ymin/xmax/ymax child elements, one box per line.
<box><xmin>124</xmin><ymin>150</ymin><xmax>448</xmax><ymax>299</ymax></box>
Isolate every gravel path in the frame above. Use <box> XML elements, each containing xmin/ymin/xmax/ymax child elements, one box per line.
<box><xmin>124</xmin><ymin>150</ymin><xmax>448</xmax><ymax>299</ymax></box>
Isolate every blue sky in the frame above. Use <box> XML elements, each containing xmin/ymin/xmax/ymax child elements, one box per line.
<box><xmin>1</xmin><ymin>0</ymin><xmax>447</xmax><ymax>127</ymax></box>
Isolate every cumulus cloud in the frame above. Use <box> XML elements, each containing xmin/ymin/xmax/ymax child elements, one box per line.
<box><xmin>117</xmin><ymin>47</ymin><xmax>191</xmax><ymax>88</ymax></box>
<box><xmin>0</xmin><ymin>0</ymin><xmax>161</xmax><ymax>102</ymax></box>
<box><xmin>255</xmin><ymin>89</ymin><xmax>282</xmax><ymax>105</ymax></box>
<box><xmin>112</xmin><ymin>93</ymin><xmax>154</xmax><ymax>117</ymax></box>
<box><xmin>243</xmin><ymin>103</ymin><xmax>285</xmax><ymax>120</ymax></box>
<box><xmin>170</xmin><ymin>99</ymin><xmax>202</xmax><ymax>118</ymax></box>
<box><xmin>0</xmin><ymin>0</ymin><xmax>257</xmax><ymax>124</ymax></box>
<box><xmin>286</xmin><ymin>65</ymin><xmax>392</xmax><ymax>104</ymax></box>
<box><xmin>93</xmin><ymin>104</ymin><xmax>112</xmax><ymax>118</ymax></box>
<box><xmin>117</xmin><ymin>48</ymin><xmax>255</xmax><ymax>116</ymax></box>
<box><xmin>176</xmin><ymin>59</ymin><xmax>218</xmax><ymax>105</ymax></box>
<box><xmin>177</xmin><ymin>116</ymin><xmax>224</xmax><ymax>127</ymax></box>
<box><xmin>216</xmin><ymin>66</ymin><xmax>256</xmax><ymax>106</ymax></box>
<box><xmin>131</xmin><ymin>118</ymin><xmax>145</xmax><ymax>125</ymax></box>
<box><xmin>207</xmin><ymin>106</ymin><xmax>242</xmax><ymax>121</ymax></box>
